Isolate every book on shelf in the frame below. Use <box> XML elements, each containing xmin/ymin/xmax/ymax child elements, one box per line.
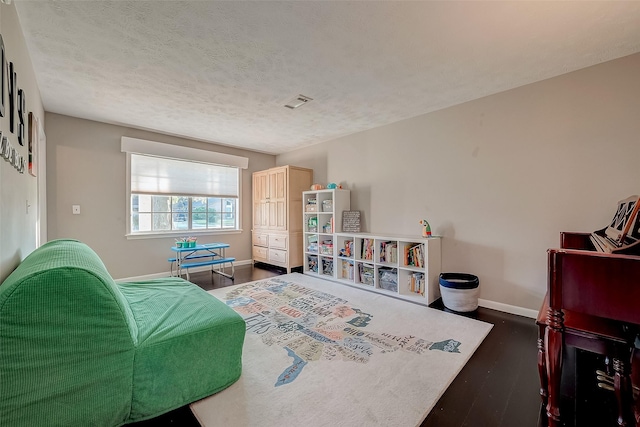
<box><xmin>404</xmin><ymin>243</ymin><xmax>424</xmax><ymax>268</ymax></box>
<box><xmin>591</xmin><ymin>195</ymin><xmax>640</xmax><ymax>253</ymax></box>
<box><xmin>341</xmin><ymin>259</ymin><xmax>354</xmax><ymax>280</ymax></box>
<box><xmin>408</xmin><ymin>272</ymin><xmax>425</xmax><ymax>296</ymax></box>
<box><xmin>361</xmin><ymin>238</ymin><xmax>374</xmax><ymax>261</ymax></box>
<box><xmin>379</xmin><ymin>241</ymin><xmax>398</xmax><ymax>263</ymax></box>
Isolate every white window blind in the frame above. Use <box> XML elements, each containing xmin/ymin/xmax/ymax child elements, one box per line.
<box><xmin>130</xmin><ymin>154</ymin><xmax>239</xmax><ymax>197</ymax></box>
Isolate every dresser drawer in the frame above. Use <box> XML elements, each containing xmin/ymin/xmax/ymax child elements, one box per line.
<box><xmin>253</xmin><ymin>232</ymin><xmax>269</xmax><ymax>247</ymax></box>
<box><xmin>253</xmin><ymin>245</ymin><xmax>268</xmax><ymax>261</ymax></box>
<box><xmin>269</xmin><ymin>235</ymin><xmax>288</xmax><ymax>250</ymax></box>
<box><xmin>269</xmin><ymin>248</ymin><xmax>287</xmax><ymax>264</ymax></box>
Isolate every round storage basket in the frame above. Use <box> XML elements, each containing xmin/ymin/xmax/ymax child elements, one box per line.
<box><xmin>439</xmin><ymin>273</ymin><xmax>480</xmax><ymax>313</ymax></box>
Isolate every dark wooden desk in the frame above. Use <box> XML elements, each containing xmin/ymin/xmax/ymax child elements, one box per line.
<box><xmin>541</xmin><ymin>232</ymin><xmax>640</xmax><ymax>427</ymax></box>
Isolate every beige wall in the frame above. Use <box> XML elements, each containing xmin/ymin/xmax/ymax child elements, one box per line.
<box><xmin>278</xmin><ymin>53</ymin><xmax>640</xmax><ymax>312</ymax></box>
<box><xmin>45</xmin><ymin>113</ymin><xmax>276</xmax><ymax>279</ymax></box>
<box><xmin>7</xmin><ymin>0</ymin><xmax>640</xmax><ymax>313</ymax></box>
<box><xmin>0</xmin><ymin>3</ymin><xmax>45</xmax><ymax>283</ymax></box>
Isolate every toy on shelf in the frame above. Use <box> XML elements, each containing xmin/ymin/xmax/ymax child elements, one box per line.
<box><xmin>339</xmin><ymin>240</ymin><xmax>353</xmax><ymax>257</ymax></box>
<box><xmin>420</xmin><ymin>219</ymin><xmax>432</xmax><ymax>237</ymax></box>
<box><xmin>310</xmin><ymin>184</ymin><xmax>324</xmax><ymax>190</ymax></box>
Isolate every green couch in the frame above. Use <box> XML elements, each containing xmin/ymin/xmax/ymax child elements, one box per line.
<box><xmin>0</xmin><ymin>239</ymin><xmax>246</xmax><ymax>426</ymax></box>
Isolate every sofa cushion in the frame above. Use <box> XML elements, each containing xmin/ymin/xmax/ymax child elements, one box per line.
<box><xmin>0</xmin><ymin>240</ymin><xmax>135</xmax><ymax>426</ymax></box>
<box><xmin>116</xmin><ymin>278</ymin><xmax>246</xmax><ymax>422</ymax></box>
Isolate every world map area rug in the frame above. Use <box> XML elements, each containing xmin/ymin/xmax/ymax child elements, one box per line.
<box><xmin>191</xmin><ymin>273</ymin><xmax>493</xmax><ymax>427</ymax></box>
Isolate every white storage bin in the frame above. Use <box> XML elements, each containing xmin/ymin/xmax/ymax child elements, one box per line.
<box><xmin>439</xmin><ymin>273</ymin><xmax>479</xmax><ymax>312</ymax></box>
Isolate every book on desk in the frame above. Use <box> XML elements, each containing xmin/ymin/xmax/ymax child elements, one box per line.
<box><xmin>589</xmin><ymin>195</ymin><xmax>640</xmax><ymax>254</ymax></box>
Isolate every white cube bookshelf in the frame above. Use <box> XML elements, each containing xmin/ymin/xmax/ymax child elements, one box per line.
<box><xmin>302</xmin><ymin>189</ymin><xmax>351</xmax><ymax>279</ymax></box>
<box><xmin>303</xmin><ymin>189</ymin><xmax>442</xmax><ymax>305</ymax></box>
<box><xmin>333</xmin><ymin>233</ymin><xmax>442</xmax><ymax>305</ymax></box>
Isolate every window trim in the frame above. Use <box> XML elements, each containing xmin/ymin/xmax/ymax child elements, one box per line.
<box><xmin>125</xmin><ymin>229</ymin><xmax>243</xmax><ymax>240</ymax></box>
<box><xmin>122</xmin><ymin>138</ymin><xmax>248</xmax><ymax>238</ymax></box>
<box><xmin>121</xmin><ymin>137</ymin><xmax>249</xmax><ymax>168</ymax></box>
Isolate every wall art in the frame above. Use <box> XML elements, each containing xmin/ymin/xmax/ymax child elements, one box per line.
<box><xmin>1</xmin><ymin>132</ymin><xmax>26</xmax><ymax>174</ymax></box>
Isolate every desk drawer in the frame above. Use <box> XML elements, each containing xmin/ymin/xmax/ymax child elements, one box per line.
<box><xmin>269</xmin><ymin>235</ymin><xmax>288</xmax><ymax>250</ymax></box>
<box><xmin>253</xmin><ymin>245</ymin><xmax>268</xmax><ymax>261</ymax></box>
<box><xmin>269</xmin><ymin>248</ymin><xmax>287</xmax><ymax>264</ymax></box>
<box><xmin>253</xmin><ymin>232</ymin><xmax>269</xmax><ymax>247</ymax></box>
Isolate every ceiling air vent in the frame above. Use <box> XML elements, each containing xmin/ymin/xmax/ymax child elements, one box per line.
<box><xmin>284</xmin><ymin>94</ymin><xmax>313</xmax><ymax>109</ymax></box>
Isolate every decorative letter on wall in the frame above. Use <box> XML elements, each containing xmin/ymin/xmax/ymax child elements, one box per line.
<box><xmin>0</xmin><ymin>34</ymin><xmax>5</xmax><ymax>118</ymax></box>
<box><xmin>17</xmin><ymin>89</ymin><xmax>25</xmax><ymax>145</ymax></box>
<box><xmin>8</xmin><ymin>61</ymin><xmax>16</xmax><ymax>133</ymax></box>
<box><xmin>0</xmin><ymin>33</ymin><xmax>31</xmax><ymax>176</ymax></box>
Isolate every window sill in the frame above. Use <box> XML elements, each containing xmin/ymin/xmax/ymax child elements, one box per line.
<box><xmin>126</xmin><ymin>229</ymin><xmax>243</xmax><ymax>240</ymax></box>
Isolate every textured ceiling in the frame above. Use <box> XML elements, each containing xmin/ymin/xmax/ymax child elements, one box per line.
<box><xmin>14</xmin><ymin>1</ymin><xmax>640</xmax><ymax>155</ymax></box>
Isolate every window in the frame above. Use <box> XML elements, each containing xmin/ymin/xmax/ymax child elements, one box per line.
<box><xmin>122</xmin><ymin>137</ymin><xmax>248</xmax><ymax>236</ymax></box>
<box><xmin>131</xmin><ymin>195</ymin><xmax>238</xmax><ymax>232</ymax></box>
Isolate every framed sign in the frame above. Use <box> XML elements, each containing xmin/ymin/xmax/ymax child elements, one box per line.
<box><xmin>342</xmin><ymin>210</ymin><xmax>361</xmax><ymax>233</ymax></box>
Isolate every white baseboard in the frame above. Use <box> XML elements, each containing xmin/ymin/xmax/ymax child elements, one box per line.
<box><xmin>478</xmin><ymin>298</ymin><xmax>538</xmax><ymax>319</ymax></box>
<box><xmin>115</xmin><ymin>263</ymin><xmax>539</xmax><ymax>319</ymax></box>
<box><xmin>115</xmin><ymin>259</ymin><xmax>253</xmax><ymax>282</ymax></box>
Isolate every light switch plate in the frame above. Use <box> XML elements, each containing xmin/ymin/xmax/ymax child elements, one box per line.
<box><xmin>72</xmin><ymin>205</ymin><xmax>81</xmax><ymax>215</ymax></box>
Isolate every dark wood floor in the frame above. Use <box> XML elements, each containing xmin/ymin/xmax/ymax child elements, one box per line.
<box><xmin>128</xmin><ymin>264</ymin><xmax>621</xmax><ymax>427</ymax></box>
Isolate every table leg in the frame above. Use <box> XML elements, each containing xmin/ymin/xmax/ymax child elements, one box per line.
<box><xmin>538</xmin><ymin>323</ymin><xmax>549</xmax><ymax>406</ymax></box>
<box><xmin>545</xmin><ymin>307</ymin><xmax>564</xmax><ymax>426</ymax></box>
<box><xmin>613</xmin><ymin>357</ymin><xmax>632</xmax><ymax>426</ymax></box>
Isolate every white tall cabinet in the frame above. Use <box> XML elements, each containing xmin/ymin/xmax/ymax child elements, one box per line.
<box><xmin>252</xmin><ymin>165</ymin><xmax>313</xmax><ymax>273</ymax></box>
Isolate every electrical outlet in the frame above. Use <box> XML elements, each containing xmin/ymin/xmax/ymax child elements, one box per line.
<box><xmin>72</xmin><ymin>205</ymin><xmax>81</xmax><ymax>215</ymax></box>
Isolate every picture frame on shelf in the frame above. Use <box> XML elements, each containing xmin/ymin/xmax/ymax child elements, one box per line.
<box><xmin>342</xmin><ymin>210</ymin><xmax>361</xmax><ymax>232</ymax></box>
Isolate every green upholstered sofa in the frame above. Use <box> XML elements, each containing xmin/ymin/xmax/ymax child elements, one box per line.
<box><xmin>0</xmin><ymin>239</ymin><xmax>246</xmax><ymax>426</ymax></box>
